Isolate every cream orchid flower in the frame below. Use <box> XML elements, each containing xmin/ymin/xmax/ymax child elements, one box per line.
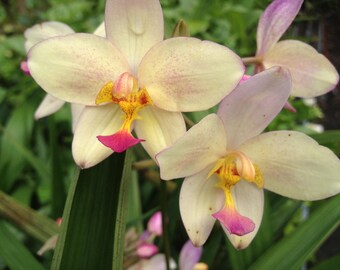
<box><xmin>255</xmin><ymin>0</ymin><xmax>339</xmax><ymax>98</ymax></box>
<box><xmin>23</xmin><ymin>21</ymin><xmax>105</xmax><ymax>131</ymax></box>
<box><xmin>157</xmin><ymin>67</ymin><xmax>340</xmax><ymax>249</ymax></box>
<box><xmin>27</xmin><ymin>0</ymin><xmax>244</xmax><ymax>168</ymax></box>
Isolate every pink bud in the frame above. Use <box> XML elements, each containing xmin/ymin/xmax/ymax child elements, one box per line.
<box><xmin>20</xmin><ymin>61</ymin><xmax>30</xmax><ymax>76</ymax></box>
<box><xmin>147</xmin><ymin>211</ymin><xmax>162</xmax><ymax>236</ymax></box>
<box><xmin>56</xmin><ymin>218</ymin><xmax>62</xmax><ymax>226</ymax></box>
<box><xmin>137</xmin><ymin>243</ymin><xmax>158</xmax><ymax>259</ymax></box>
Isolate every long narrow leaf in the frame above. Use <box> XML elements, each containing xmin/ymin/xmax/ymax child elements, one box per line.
<box><xmin>0</xmin><ymin>221</ymin><xmax>45</xmax><ymax>270</ymax></box>
<box><xmin>248</xmin><ymin>195</ymin><xmax>340</xmax><ymax>270</ymax></box>
<box><xmin>51</xmin><ymin>151</ymin><xmax>132</xmax><ymax>270</ymax></box>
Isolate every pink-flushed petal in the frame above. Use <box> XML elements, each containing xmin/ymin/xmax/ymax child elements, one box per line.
<box><xmin>179</xmin><ymin>240</ymin><xmax>202</xmax><ymax>270</ymax></box>
<box><xmin>71</xmin><ymin>104</ymin><xmax>85</xmax><ymax>133</ymax></box>
<box><xmin>256</xmin><ymin>0</ymin><xmax>303</xmax><ymax>55</ymax></box>
<box><xmin>93</xmin><ymin>22</ymin><xmax>105</xmax><ymax>37</ymax></box>
<box><xmin>180</xmin><ymin>167</ymin><xmax>225</xmax><ymax>246</ymax></box>
<box><xmin>134</xmin><ymin>106</ymin><xmax>186</xmax><ymax>161</ymax></box>
<box><xmin>239</xmin><ymin>131</ymin><xmax>340</xmax><ymax>200</ymax></box>
<box><xmin>72</xmin><ymin>105</ymin><xmax>124</xmax><ymax>169</ymax></box>
<box><xmin>147</xmin><ymin>211</ymin><xmax>162</xmax><ymax>236</ymax></box>
<box><xmin>127</xmin><ymin>254</ymin><xmax>177</xmax><ymax>270</ymax></box>
<box><xmin>97</xmin><ymin>130</ymin><xmax>144</xmax><ymax>153</ymax></box>
<box><xmin>21</xmin><ymin>61</ymin><xmax>30</xmax><ymax>76</ymax></box>
<box><xmin>27</xmin><ymin>33</ymin><xmax>130</xmax><ymax>105</ymax></box>
<box><xmin>24</xmin><ymin>21</ymin><xmax>74</xmax><ymax>52</ymax></box>
<box><xmin>105</xmin><ymin>0</ymin><xmax>163</xmax><ymax>72</ymax></box>
<box><xmin>34</xmin><ymin>94</ymin><xmax>65</xmax><ymax>120</ymax></box>
<box><xmin>213</xmin><ymin>204</ymin><xmax>255</xmax><ymax>236</ymax></box>
<box><xmin>263</xmin><ymin>40</ymin><xmax>339</xmax><ymax>98</ymax></box>
<box><xmin>138</xmin><ymin>37</ymin><xmax>245</xmax><ymax>112</ymax></box>
<box><xmin>137</xmin><ymin>243</ymin><xmax>158</xmax><ymax>259</ymax></box>
<box><xmin>223</xmin><ymin>181</ymin><xmax>264</xmax><ymax>249</ymax></box>
<box><xmin>156</xmin><ymin>114</ymin><xmax>227</xmax><ymax>180</ymax></box>
<box><xmin>217</xmin><ymin>67</ymin><xmax>291</xmax><ymax>148</ymax></box>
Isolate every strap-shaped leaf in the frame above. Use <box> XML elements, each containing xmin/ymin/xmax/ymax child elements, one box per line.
<box><xmin>248</xmin><ymin>195</ymin><xmax>340</xmax><ymax>270</ymax></box>
<box><xmin>0</xmin><ymin>221</ymin><xmax>45</xmax><ymax>270</ymax></box>
<box><xmin>51</xmin><ymin>150</ymin><xmax>132</xmax><ymax>270</ymax></box>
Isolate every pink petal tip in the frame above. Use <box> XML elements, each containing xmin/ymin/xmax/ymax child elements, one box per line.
<box><xmin>284</xmin><ymin>101</ymin><xmax>296</xmax><ymax>113</ymax></box>
<box><xmin>97</xmin><ymin>130</ymin><xmax>144</xmax><ymax>153</ymax></box>
<box><xmin>137</xmin><ymin>243</ymin><xmax>159</xmax><ymax>259</ymax></box>
<box><xmin>20</xmin><ymin>61</ymin><xmax>30</xmax><ymax>76</ymax></box>
<box><xmin>147</xmin><ymin>211</ymin><xmax>163</xmax><ymax>236</ymax></box>
<box><xmin>212</xmin><ymin>205</ymin><xmax>255</xmax><ymax>236</ymax></box>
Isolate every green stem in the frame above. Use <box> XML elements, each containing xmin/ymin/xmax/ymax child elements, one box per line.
<box><xmin>0</xmin><ymin>191</ymin><xmax>59</xmax><ymax>242</ymax></box>
<box><xmin>241</xmin><ymin>56</ymin><xmax>262</xmax><ymax>65</ymax></box>
<box><xmin>160</xmin><ymin>180</ymin><xmax>171</xmax><ymax>270</ymax></box>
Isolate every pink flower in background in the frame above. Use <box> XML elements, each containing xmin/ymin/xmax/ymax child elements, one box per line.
<box><xmin>157</xmin><ymin>67</ymin><xmax>340</xmax><ymax>249</ymax></box>
<box><xmin>256</xmin><ymin>0</ymin><xmax>339</xmax><ymax>98</ymax></box>
<box><xmin>27</xmin><ymin>0</ymin><xmax>244</xmax><ymax>168</ymax></box>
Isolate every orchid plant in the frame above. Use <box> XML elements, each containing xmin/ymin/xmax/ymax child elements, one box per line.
<box><xmin>1</xmin><ymin>0</ymin><xmax>340</xmax><ymax>269</ymax></box>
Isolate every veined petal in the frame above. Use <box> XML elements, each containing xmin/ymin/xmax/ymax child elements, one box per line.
<box><xmin>105</xmin><ymin>0</ymin><xmax>163</xmax><ymax>71</ymax></box>
<box><xmin>138</xmin><ymin>37</ymin><xmax>244</xmax><ymax>112</ymax></box>
<box><xmin>223</xmin><ymin>181</ymin><xmax>264</xmax><ymax>249</ymax></box>
<box><xmin>72</xmin><ymin>105</ymin><xmax>124</xmax><ymax>169</ymax></box>
<box><xmin>34</xmin><ymin>94</ymin><xmax>65</xmax><ymax>120</ymax></box>
<box><xmin>28</xmin><ymin>33</ymin><xmax>130</xmax><ymax>105</ymax></box>
<box><xmin>134</xmin><ymin>107</ymin><xmax>186</xmax><ymax>161</ymax></box>
<box><xmin>93</xmin><ymin>22</ymin><xmax>105</xmax><ymax>37</ymax></box>
<box><xmin>180</xmin><ymin>168</ymin><xmax>225</xmax><ymax>246</ymax></box>
<box><xmin>239</xmin><ymin>131</ymin><xmax>340</xmax><ymax>200</ymax></box>
<box><xmin>179</xmin><ymin>240</ymin><xmax>202</xmax><ymax>270</ymax></box>
<box><xmin>24</xmin><ymin>21</ymin><xmax>74</xmax><ymax>52</ymax></box>
<box><xmin>256</xmin><ymin>0</ymin><xmax>303</xmax><ymax>55</ymax></box>
<box><xmin>263</xmin><ymin>40</ymin><xmax>339</xmax><ymax>98</ymax></box>
<box><xmin>157</xmin><ymin>114</ymin><xmax>227</xmax><ymax>180</ymax></box>
<box><xmin>217</xmin><ymin>67</ymin><xmax>291</xmax><ymax>148</ymax></box>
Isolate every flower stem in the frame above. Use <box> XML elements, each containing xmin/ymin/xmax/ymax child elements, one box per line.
<box><xmin>160</xmin><ymin>180</ymin><xmax>171</xmax><ymax>270</ymax></box>
<box><xmin>241</xmin><ymin>56</ymin><xmax>262</xmax><ymax>65</ymax></box>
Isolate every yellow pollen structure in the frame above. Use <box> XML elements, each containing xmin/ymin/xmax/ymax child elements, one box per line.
<box><xmin>95</xmin><ymin>76</ymin><xmax>153</xmax><ymax>134</ymax></box>
<box><xmin>208</xmin><ymin>151</ymin><xmax>264</xmax><ymax>207</ymax></box>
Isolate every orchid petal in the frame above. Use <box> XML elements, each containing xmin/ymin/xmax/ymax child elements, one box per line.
<box><xmin>97</xmin><ymin>130</ymin><xmax>143</xmax><ymax>153</ymax></box>
<box><xmin>263</xmin><ymin>40</ymin><xmax>339</xmax><ymax>98</ymax></box>
<box><xmin>256</xmin><ymin>0</ymin><xmax>303</xmax><ymax>55</ymax></box>
<box><xmin>105</xmin><ymin>0</ymin><xmax>163</xmax><ymax>71</ymax></box>
<box><xmin>138</xmin><ymin>37</ymin><xmax>244</xmax><ymax>112</ymax></box>
<box><xmin>147</xmin><ymin>211</ymin><xmax>163</xmax><ymax>236</ymax></box>
<box><xmin>134</xmin><ymin>106</ymin><xmax>186</xmax><ymax>161</ymax></box>
<box><xmin>24</xmin><ymin>21</ymin><xmax>74</xmax><ymax>52</ymax></box>
<box><xmin>239</xmin><ymin>131</ymin><xmax>340</xmax><ymax>200</ymax></box>
<box><xmin>179</xmin><ymin>240</ymin><xmax>202</xmax><ymax>270</ymax></box>
<box><xmin>217</xmin><ymin>67</ymin><xmax>291</xmax><ymax>148</ymax></box>
<box><xmin>223</xmin><ymin>181</ymin><xmax>264</xmax><ymax>249</ymax></box>
<box><xmin>71</xmin><ymin>104</ymin><xmax>85</xmax><ymax>133</ymax></box>
<box><xmin>72</xmin><ymin>105</ymin><xmax>124</xmax><ymax>169</ymax></box>
<box><xmin>93</xmin><ymin>22</ymin><xmax>105</xmax><ymax>37</ymax></box>
<box><xmin>180</xmin><ymin>167</ymin><xmax>224</xmax><ymax>246</ymax></box>
<box><xmin>34</xmin><ymin>94</ymin><xmax>65</xmax><ymax>120</ymax></box>
<box><xmin>136</xmin><ymin>243</ymin><xmax>158</xmax><ymax>259</ymax></box>
<box><xmin>28</xmin><ymin>33</ymin><xmax>130</xmax><ymax>105</ymax></box>
<box><xmin>213</xmin><ymin>204</ymin><xmax>255</xmax><ymax>236</ymax></box>
<box><xmin>157</xmin><ymin>114</ymin><xmax>226</xmax><ymax>180</ymax></box>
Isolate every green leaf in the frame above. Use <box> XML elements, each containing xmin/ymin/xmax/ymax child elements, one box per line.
<box><xmin>310</xmin><ymin>254</ymin><xmax>340</xmax><ymax>270</ymax></box>
<box><xmin>248</xmin><ymin>195</ymin><xmax>340</xmax><ymax>270</ymax></box>
<box><xmin>51</xmin><ymin>151</ymin><xmax>132</xmax><ymax>270</ymax></box>
<box><xmin>0</xmin><ymin>221</ymin><xmax>45</xmax><ymax>270</ymax></box>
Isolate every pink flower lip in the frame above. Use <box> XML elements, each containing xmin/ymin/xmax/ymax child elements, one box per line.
<box><xmin>97</xmin><ymin>130</ymin><xmax>144</xmax><ymax>152</ymax></box>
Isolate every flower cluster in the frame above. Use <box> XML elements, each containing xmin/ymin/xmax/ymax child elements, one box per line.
<box><xmin>24</xmin><ymin>0</ymin><xmax>339</xmax><ymax>252</ymax></box>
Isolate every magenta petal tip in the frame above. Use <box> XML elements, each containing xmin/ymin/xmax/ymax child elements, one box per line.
<box><xmin>213</xmin><ymin>206</ymin><xmax>255</xmax><ymax>236</ymax></box>
<box><xmin>97</xmin><ymin>131</ymin><xmax>144</xmax><ymax>152</ymax></box>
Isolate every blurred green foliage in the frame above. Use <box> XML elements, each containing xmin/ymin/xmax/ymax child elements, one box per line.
<box><xmin>0</xmin><ymin>0</ymin><xmax>339</xmax><ymax>269</ymax></box>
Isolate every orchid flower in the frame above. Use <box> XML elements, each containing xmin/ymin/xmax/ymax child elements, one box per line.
<box><xmin>255</xmin><ymin>0</ymin><xmax>339</xmax><ymax>98</ymax></box>
<box><xmin>23</xmin><ymin>21</ymin><xmax>105</xmax><ymax>131</ymax></box>
<box><xmin>27</xmin><ymin>0</ymin><xmax>244</xmax><ymax>168</ymax></box>
<box><xmin>157</xmin><ymin>67</ymin><xmax>340</xmax><ymax>249</ymax></box>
